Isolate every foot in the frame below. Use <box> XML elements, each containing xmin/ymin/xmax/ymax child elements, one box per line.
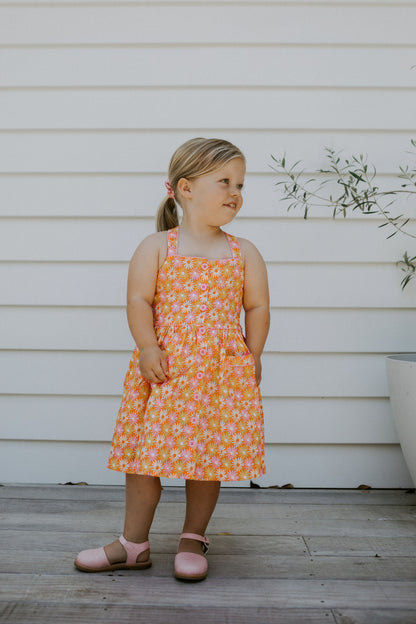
<box><xmin>177</xmin><ymin>537</ymin><xmax>206</xmax><ymax>556</ymax></box>
<box><xmin>104</xmin><ymin>539</ymin><xmax>150</xmax><ymax>565</ymax></box>
<box><xmin>74</xmin><ymin>535</ymin><xmax>151</xmax><ymax>572</ymax></box>
<box><xmin>174</xmin><ymin>533</ymin><xmax>209</xmax><ymax>581</ymax></box>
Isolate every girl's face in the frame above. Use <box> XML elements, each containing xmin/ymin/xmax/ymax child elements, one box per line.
<box><xmin>184</xmin><ymin>157</ymin><xmax>246</xmax><ymax>227</ymax></box>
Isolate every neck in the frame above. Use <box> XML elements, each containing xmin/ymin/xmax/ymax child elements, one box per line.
<box><xmin>176</xmin><ymin>219</ymin><xmax>231</xmax><ymax>259</ymax></box>
<box><xmin>179</xmin><ymin>215</ymin><xmax>223</xmax><ymax>239</ymax></box>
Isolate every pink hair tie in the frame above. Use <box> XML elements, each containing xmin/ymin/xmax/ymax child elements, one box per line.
<box><xmin>165</xmin><ymin>180</ymin><xmax>175</xmax><ymax>199</ymax></box>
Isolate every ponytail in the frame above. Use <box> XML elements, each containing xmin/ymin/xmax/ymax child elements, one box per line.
<box><xmin>156</xmin><ymin>196</ymin><xmax>179</xmax><ymax>232</ymax></box>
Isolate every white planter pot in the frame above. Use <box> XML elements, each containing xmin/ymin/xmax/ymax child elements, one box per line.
<box><xmin>386</xmin><ymin>354</ymin><xmax>416</xmax><ymax>488</ymax></box>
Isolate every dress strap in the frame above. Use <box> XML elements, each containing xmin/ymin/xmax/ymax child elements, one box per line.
<box><xmin>225</xmin><ymin>232</ymin><xmax>242</xmax><ymax>261</ymax></box>
<box><xmin>167</xmin><ymin>227</ymin><xmax>179</xmax><ymax>256</ymax></box>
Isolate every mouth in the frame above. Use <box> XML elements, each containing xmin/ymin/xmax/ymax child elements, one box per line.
<box><xmin>225</xmin><ymin>202</ymin><xmax>237</xmax><ymax>210</ymax></box>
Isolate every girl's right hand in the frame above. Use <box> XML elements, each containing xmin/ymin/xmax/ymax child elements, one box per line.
<box><xmin>139</xmin><ymin>345</ymin><xmax>169</xmax><ymax>383</ymax></box>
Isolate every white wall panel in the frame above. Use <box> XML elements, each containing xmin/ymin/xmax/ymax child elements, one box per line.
<box><xmin>264</xmin><ymin>397</ymin><xmax>398</xmax><ymax>444</ymax></box>
<box><xmin>0</xmin><ymin>131</ymin><xmax>413</xmax><ymax>173</ymax></box>
<box><xmin>256</xmin><ymin>444</ymin><xmax>413</xmax><ymax>489</ymax></box>
<box><xmin>0</xmin><ymin>395</ymin><xmax>397</xmax><ymax>444</ymax></box>
<box><xmin>0</xmin><ymin>129</ymin><xmax>414</xmax><ymax>174</ymax></box>
<box><xmin>2</xmin><ymin>306</ymin><xmax>416</xmax><ymax>354</ymax></box>
<box><xmin>0</xmin><ymin>351</ymin><xmax>390</xmax><ymax>398</ymax></box>
<box><xmin>0</xmin><ymin>4</ymin><xmax>415</xmax><ymax>45</ymax></box>
<box><xmin>2</xmin><ymin>46</ymin><xmax>415</xmax><ymax>88</ymax></box>
<box><xmin>2</xmin><ymin>89</ymin><xmax>414</xmax><ymax>130</ymax></box>
<box><xmin>263</xmin><ymin>353</ymin><xmax>390</xmax><ymax>398</ymax></box>
<box><xmin>270</xmin><ymin>309</ymin><xmax>416</xmax><ymax>352</ymax></box>
<box><xmin>0</xmin><ymin>1</ymin><xmax>411</xmax><ymax>5</ymax></box>
<box><xmin>0</xmin><ymin>306</ymin><xmax>134</xmax><ymax>351</ymax></box>
<box><xmin>0</xmin><ymin>395</ymin><xmax>122</xmax><ymax>442</ymax></box>
<box><xmin>0</xmin><ymin>173</ymin><xmax>411</xmax><ymax>219</ymax></box>
<box><xmin>1</xmin><ymin>262</ymin><xmax>415</xmax><ymax>308</ymax></box>
<box><xmin>0</xmin><ymin>263</ymin><xmax>128</xmax><ymax>307</ymax></box>
<box><xmin>269</xmin><ymin>264</ymin><xmax>416</xmax><ymax>309</ymax></box>
<box><xmin>0</xmin><ymin>440</ymin><xmax>412</xmax><ymax>488</ymax></box>
<box><xmin>0</xmin><ymin>1</ymin><xmax>411</xmax><ymax>6</ymax></box>
<box><xmin>1</xmin><ymin>0</ymin><xmax>415</xmax><ymax>486</ymax></box>
<box><xmin>0</xmin><ymin>217</ymin><xmax>413</xmax><ymax>262</ymax></box>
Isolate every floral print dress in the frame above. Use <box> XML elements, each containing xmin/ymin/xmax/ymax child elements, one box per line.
<box><xmin>108</xmin><ymin>227</ymin><xmax>266</xmax><ymax>481</ymax></box>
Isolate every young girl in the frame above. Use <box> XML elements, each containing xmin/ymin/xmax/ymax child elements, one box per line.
<box><xmin>75</xmin><ymin>137</ymin><xmax>270</xmax><ymax>581</ymax></box>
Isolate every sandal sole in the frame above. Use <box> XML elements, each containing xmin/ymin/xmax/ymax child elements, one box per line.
<box><xmin>74</xmin><ymin>559</ymin><xmax>152</xmax><ymax>573</ymax></box>
<box><xmin>174</xmin><ymin>571</ymin><xmax>207</xmax><ymax>582</ymax></box>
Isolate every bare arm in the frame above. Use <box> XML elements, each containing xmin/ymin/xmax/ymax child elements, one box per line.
<box><xmin>126</xmin><ymin>233</ymin><xmax>169</xmax><ymax>383</ymax></box>
<box><xmin>240</xmin><ymin>239</ymin><xmax>270</xmax><ymax>385</ymax></box>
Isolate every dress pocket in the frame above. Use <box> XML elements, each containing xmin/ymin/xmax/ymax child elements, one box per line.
<box><xmin>223</xmin><ymin>352</ymin><xmax>257</xmax><ymax>390</ymax></box>
<box><xmin>226</xmin><ymin>353</ymin><xmax>255</xmax><ymax>367</ymax></box>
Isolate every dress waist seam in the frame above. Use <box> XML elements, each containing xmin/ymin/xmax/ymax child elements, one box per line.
<box><xmin>155</xmin><ymin>323</ymin><xmax>241</xmax><ymax>329</ymax></box>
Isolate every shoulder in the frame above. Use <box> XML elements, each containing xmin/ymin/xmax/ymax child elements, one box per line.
<box><xmin>236</xmin><ymin>237</ymin><xmax>265</xmax><ymax>264</ymax></box>
<box><xmin>137</xmin><ymin>231</ymin><xmax>167</xmax><ymax>251</ymax></box>
<box><xmin>131</xmin><ymin>231</ymin><xmax>167</xmax><ymax>258</ymax></box>
<box><xmin>129</xmin><ymin>231</ymin><xmax>169</xmax><ymax>272</ymax></box>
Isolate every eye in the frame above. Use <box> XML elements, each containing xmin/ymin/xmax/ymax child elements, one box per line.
<box><xmin>237</xmin><ymin>184</ymin><xmax>244</xmax><ymax>190</ymax></box>
<box><xmin>220</xmin><ymin>179</ymin><xmax>229</xmax><ymax>184</ymax></box>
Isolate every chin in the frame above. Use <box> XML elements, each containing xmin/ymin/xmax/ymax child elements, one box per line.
<box><xmin>221</xmin><ymin>213</ymin><xmax>239</xmax><ymax>226</ymax></box>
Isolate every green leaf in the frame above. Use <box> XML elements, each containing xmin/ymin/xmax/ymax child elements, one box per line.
<box><xmin>349</xmin><ymin>170</ymin><xmax>365</xmax><ymax>183</ymax></box>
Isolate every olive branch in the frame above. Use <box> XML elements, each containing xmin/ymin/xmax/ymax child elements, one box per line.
<box><xmin>270</xmin><ymin>139</ymin><xmax>416</xmax><ymax>289</ymax></box>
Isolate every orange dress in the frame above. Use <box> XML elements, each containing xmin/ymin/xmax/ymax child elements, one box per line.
<box><xmin>108</xmin><ymin>227</ymin><xmax>266</xmax><ymax>481</ymax></box>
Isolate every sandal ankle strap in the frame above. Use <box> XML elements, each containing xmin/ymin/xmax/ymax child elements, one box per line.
<box><xmin>179</xmin><ymin>532</ymin><xmax>210</xmax><ymax>553</ymax></box>
<box><xmin>119</xmin><ymin>535</ymin><xmax>150</xmax><ymax>565</ymax></box>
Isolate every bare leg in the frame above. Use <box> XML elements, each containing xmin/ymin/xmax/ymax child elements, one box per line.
<box><xmin>104</xmin><ymin>474</ymin><xmax>161</xmax><ymax>564</ymax></box>
<box><xmin>177</xmin><ymin>480</ymin><xmax>221</xmax><ymax>555</ymax></box>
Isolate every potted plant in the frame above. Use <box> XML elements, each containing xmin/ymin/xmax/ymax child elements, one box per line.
<box><xmin>271</xmin><ymin>140</ymin><xmax>416</xmax><ymax>486</ymax></box>
<box><xmin>385</xmin><ymin>354</ymin><xmax>416</xmax><ymax>487</ymax></box>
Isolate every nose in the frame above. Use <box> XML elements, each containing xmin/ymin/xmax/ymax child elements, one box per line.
<box><xmin>231</xmin><ymin>185</ymin><xmax>242</xmax><ymax>197</ymax></box>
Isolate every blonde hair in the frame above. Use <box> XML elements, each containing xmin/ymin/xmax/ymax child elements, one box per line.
<box><xmin>156</xmin><ymin>137</ymin><xmax>246</xmax><ymax>232</ymax></box>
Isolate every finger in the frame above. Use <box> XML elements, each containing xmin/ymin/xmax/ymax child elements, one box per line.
<box><xmin>160</xmin><ymin>351</ymin><xmax>169</xmax><ymax>377</ymax></box>
<box><xmin>139</xmin><ymin>364</ymin><xmax>159</xmax><ymax>384</ymax></box>
<box><xmin>144</xmin><ymin>370</ymin><xmax>158</xmax><ymax>384</ymax></box>
<box><xmin>152</xmin><ymin>365</ymin><xmax>167</xmax><ymax>383</ymax></box>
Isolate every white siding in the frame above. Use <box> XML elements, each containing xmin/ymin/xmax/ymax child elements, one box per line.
<box><xmin>1</xmin><ymin>0</ymin><xmax>415</xmax><ymax>487</ymax></box>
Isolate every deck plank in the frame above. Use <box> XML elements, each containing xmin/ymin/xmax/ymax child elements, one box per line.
<box><xmin>1</xmin><ymin>484</ymin><xmax>415</xmax><ymax>506</ymax></box>
<box><xmin>1</xmin><ymin>485</ymin><xmax>416</xmax><ymax>623</ymax></box>
<box><xmin>0</xmin><ymin>531</ymin><xmax>306</xmax><ymax>556</ymax></box>
<box><xmin>0</xmin><ymin>602</ymin><xmax>336</xmax><ymax>624</ymax></box>
<box><xmin>3</xmin><ymin>498</ymin><xmax>416</xmax><ymax>520</ymax></box>
<box><xmin>1</xmin><ymin>574</ymin><xmax>416</xmax><ymax>609</ymax></box>
<box><xmin>306</xmin><ymin>536</ymin><xmax>416</xmax><ymax>557</ymax></box>
<box><xmin>2</xmin><ymin>550</ymin><xmax>416</xmax><ymax>581</ymax></box>
<box><xmin>3</xmin><ymin>511</ymin><xmax>415</xmax><ymax>538</ymax></box>
<box><xmin>333</xmin><ymin>609</ymin><xmax>416</xmax><ymax>624</ymax></box>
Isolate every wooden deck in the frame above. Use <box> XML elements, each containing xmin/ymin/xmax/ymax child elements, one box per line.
<box><xmin>1</xmin><ymin>485</ymin><xmax>416</xmax><ymax>624</ymax></box>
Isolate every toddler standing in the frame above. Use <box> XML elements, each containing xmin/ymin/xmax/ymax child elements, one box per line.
<box><xmin>75</xmin><ymin>137</ymin><xmax>270</xmax><ymax>581</ymax></box>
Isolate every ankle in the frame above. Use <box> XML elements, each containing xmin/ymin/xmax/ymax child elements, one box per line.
<box><xmin>122</xmin><ymin>532</ymin><xmax>149</xmax><ymax>544</ymax></box>
<box><xmin>177</xmin><ymin>537</ymin><xmax>204</xmax><ymax>555</ymax></box>
<box><xmin>177</xmin><ymin>532</ymin><xmax>209</xmax><ymax>556</ymax></box>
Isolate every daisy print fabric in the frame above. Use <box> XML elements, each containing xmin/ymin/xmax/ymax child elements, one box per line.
<box><xmin>108</xmin><ymin>227</ymin><xmax>266</xmax><ymax>481</ymax></box>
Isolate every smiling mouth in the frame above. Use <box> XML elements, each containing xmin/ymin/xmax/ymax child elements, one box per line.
<box><xmin>225</xmin><ymin>203</ymin><xmax>237</xmax><ymax>210</ymax></box>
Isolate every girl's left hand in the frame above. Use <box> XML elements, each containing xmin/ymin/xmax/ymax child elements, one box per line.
<box><xmin>253</xmin><ymin>355</ymin><xmax>262</xmax><ymax>386</ymax></box>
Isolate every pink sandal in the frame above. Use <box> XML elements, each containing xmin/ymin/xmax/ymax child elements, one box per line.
<box><xmin>74</xmin><ymin>534</ymin><xmax>151</xmax><ymax>572</ymax></box>
<box><xmin>174</xmin><ymin>532</ymin><xmax>210</xmax><ymax>581</ymax></box>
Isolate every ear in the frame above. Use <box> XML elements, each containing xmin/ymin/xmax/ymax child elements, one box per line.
<box><xmin>177</xmin><ymin>177</ymin><xmax>192</xmax><ymax>199</ymax></box>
